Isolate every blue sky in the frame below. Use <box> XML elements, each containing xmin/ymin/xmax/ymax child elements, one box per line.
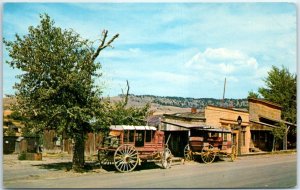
<box><xmin>3</xmin><ymin>3</ymin><xmax>297</xmax><ymax>98</ymax></box>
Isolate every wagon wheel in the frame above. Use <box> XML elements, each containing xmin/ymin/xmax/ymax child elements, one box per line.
<box><xmin>201</xmin><ymin>144</ymin><xmax>215</xmax><ymax>164</ymax></box>
<box><xmin>184</xmin><ymin>144</ymin><xmax>193</xmax><ymax>161</ymax></box>
<box><xmin>161</xmin><ymin>147</ymin><xmax>172</xmax><ymax>169</ymax></box>
<box><xmin>230</xmin><ymin>145</ymin><xmax>237</xmax><ymax>161</ymax></box>
<box><xmin>114</xmin><ymin>144</ymin><xmax>138</xmax><ymax>172</ymax></box>
<box><xmin>98</xmin><ymin>149</ymin><xmax>114</xmax><ymax>166</ymax></box>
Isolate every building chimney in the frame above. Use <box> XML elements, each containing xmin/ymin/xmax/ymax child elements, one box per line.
<box><xmin>191</xmin><ymin>107</ymin><xmax>197</xmax><ymax>114</ymax></box>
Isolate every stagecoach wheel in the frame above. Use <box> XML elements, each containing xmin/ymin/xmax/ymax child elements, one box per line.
<box><xmin>98</xmin><ymin>149</ymin><xmax>113</xmax><ymax>166</ymax></box>
<box><xmin>114</xmin><ymin>144</ymin><xmax>138</xmax><ymax>172</ymax></box>
<box><xmin>230</xmin><ymin>145</ymin><xmax>237</xmax><ymax>161</ymax></box>
<box><xmin>161</xmin><ymin>148</ymin><xmax>172</xmax><ymax>169</ymax></box>
<box><xmin>184</xmin><ymin>144</ymin><xmax>193</xmax><ymax>161</ymax></box>
<box><xmin>201</xmin><ymin>144</ymin><xmax>215</xmax><ymax>164</ymax></box>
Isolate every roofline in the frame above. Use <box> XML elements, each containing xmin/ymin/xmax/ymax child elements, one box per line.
<box><xmin>206</xmin><ymin>105</ymin><xmax>249</xmax><ymax>113</ymax></box>
<box><xmin>248</xmin><ymin>98</ymin><xmax>282</xmax><ymax>109</ymax></box>
<box><xmin>163</xmin><ymin>113</ymin><xmax>206</xmax><ymax>120</ymax></box>
<box><xmin>219</xmin><ymin>118</ymin><xmax>250</xmax><ymax>126</ymax></box>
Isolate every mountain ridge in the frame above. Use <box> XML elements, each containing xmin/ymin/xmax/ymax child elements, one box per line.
<box><xmin>119</xmin><ymin>94</ymin><xmax>248</xmax><ymax>109</ymax></box>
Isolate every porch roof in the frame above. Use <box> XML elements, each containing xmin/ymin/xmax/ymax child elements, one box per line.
<box><xmin>258</xmin><ymin>115</ymin><xmax>296</xmax><ymax>127</ymax></box>
<box><xmin>161</xmin><ymin>121</ymin><xmax>231</xmax><ymax>133</ymax></box>
<box><xmin>250</xmin><ymin>120</ymin><xmax>278</xmax><ymax>130</ymax></box>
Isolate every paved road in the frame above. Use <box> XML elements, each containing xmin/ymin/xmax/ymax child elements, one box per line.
<box><xmin>3</xmin><ymin>153</ymin><xmax>297</xmax><ymax>188</ymax></box>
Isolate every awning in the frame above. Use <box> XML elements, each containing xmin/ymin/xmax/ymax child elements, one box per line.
<box><xmin>250</xmin><ymin>120</ymin><xmax>277</xmax><ymax>131</ymax></box>
<box><xmin>258</xmin><ymin>115</ymin><xmax>296</xmax><ymax>127</ymax></box>
<box><xmin>161</xmin><ymin>121</ymin><xmax>231</xmax><ymax>133</ymax></box>
<box><xmin>190</xmin><ymin>126</ymin><xmax>231</xmax><ymax>133</ymax></box>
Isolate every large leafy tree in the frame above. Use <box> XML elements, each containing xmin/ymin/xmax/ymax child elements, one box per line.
<box><xmin>4</xmin><ymin>14</ymin><xmax>119</xmax><ymax>171</ymax></box>
<box><xmin>258</xmin><ymin>66</ymin><xmax>297</xmax><ymax>124</ymax></box>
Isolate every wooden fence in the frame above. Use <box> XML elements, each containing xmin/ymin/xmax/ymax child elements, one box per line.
<box><xmin>42</xmin><ymin>130</ymin><xmax>104</xmax><ymax>156</ymax></box>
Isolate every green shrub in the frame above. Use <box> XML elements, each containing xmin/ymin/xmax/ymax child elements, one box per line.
<box><xmin>18</xmin><ymin>152</ymin><xmax>26</xmax><ymax>160</ymax></box>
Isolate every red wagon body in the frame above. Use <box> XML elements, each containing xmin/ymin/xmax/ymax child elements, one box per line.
<box><xmin>184</xmin><ymin>126</ymin><xmax>237</xmax><ymax>163</ymax></box>
<box><xmin>97</xmin><ymin>125</ymin><xmax>172</xmax><ymax>172</ymax></box>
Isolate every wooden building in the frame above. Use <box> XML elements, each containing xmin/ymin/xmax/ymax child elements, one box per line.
<box><xmin>205</xmin><ymin>105</ymin><xmax>250</xmax><ymax>155</ymax></box>
<box><xmin>160</xmin><ymin>109</ymin><xmax>206</xmax><ymax>156</ymax></box>
<box><xmin>161</xmin><ymin>106</ymin><xmax>251</xmax><ymax>156</ymax></box>
<box><xmin>248</xmin><ymin>98</ymin><xmax>296</xmax><ymax>151</ymax></box>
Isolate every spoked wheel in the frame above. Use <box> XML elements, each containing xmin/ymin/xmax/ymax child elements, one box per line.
<box><xmin>201</xmin><ymin>144</ymin><xmax>215</xmax><ymax>164</ymax></box>
<box><xmin>114</xmin><ymin>144</ymin><xmax>138</xmax><ymax>172</ymax></box>
<box><xmin>230</xmin><ymin>145</ymin><xmax>237</xmax><ymax>161</ymax></box>
<box><xmin>184</xmin><ymin>144</ymin><xmax>193</xmax><ymax>161</ymax></box>
<box><xmin>98</xmin><ymin>149</ymin><xmax>114</xmax><ymax>166</ymax></box>
<box><xmin>161</xmin><ymin>148</ymin><xmax>172</xmax><ymax>169</ymax></box>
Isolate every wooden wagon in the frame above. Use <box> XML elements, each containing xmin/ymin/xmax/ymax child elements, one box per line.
<box><xmin>184</xmin><ymin>126</ymin><xmax>237</xmax><ymax>163</ymax></box>
<box><xmin>97</xmin><ymin>125</ymin><xmax>173</xmax><ymax>172</ymax></box>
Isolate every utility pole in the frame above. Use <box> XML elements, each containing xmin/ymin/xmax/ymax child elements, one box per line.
<box><xmin>222</xmin><ymin>77</ymin><xmax>226</xmax><ymax>106</ymax></box>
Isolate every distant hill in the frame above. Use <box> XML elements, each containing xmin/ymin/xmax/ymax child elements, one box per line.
<box><xmin>3</xmin><ymin>94</ymin><xmax>249</xmax><ymax>115</ymax></box>
<box><xmin>121</xmin><ymin>94</ymin><xmax>248</xmax><ymax>109</ymax></box>
<box><xmin>3</xmin><ymin>97</ymin><xmax>16</xmax><ymax>110</ymax></box>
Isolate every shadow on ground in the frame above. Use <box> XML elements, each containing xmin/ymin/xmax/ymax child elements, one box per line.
<box><xmin>33</xmin><ymin>162</ymin><xmax>74</xmax><ymax>172</ymax></box>
<box><xmin>32</xmin><ymin>161</ymin><xmax>162</xmax><ymax>173</ymax></box>
<box><xmin>191</xmin><ymin>155</ymin><xmax>234</xmax><ymax>163</ymax></box>
<box><xmin>100</xmin><ymin>161</ymin><xmax>162</xmax><ymax>172</ymax></box>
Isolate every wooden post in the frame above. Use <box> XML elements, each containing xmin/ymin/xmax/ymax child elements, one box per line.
<box><xmin>283</xmin><ymin>125</ymin><xmax>290</xmax><ymax>150</ymax></box>
<box><xmin>238</xmin><ymin>129</ymin><xmax>242</xmax><ymax>155</ymax></box>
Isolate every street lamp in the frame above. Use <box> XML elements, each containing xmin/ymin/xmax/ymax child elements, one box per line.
<box><xmin>237</xmin><ymin>116</ymin><xmax>242</xmax><ymax>126</ymax></box>
<box><xmin>237</xmin><ymin>116</ymin><xmax>242</xmax><ymax>156</ymax></box>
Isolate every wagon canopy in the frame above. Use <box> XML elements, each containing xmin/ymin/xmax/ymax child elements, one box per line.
<box><xmin>110</xmin><ymin>125</ymin><xmax>157</xmax><ymax>131</ymax></box>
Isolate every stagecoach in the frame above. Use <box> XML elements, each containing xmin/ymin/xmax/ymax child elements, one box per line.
<box><xmin>97</xmin><ymin>125</ymin><xmax>173</xmax><ymax>172</ymax></box>
<box><xmin>184</xmin><ymin>126</ymin><xmax>237</xmax><ymax>163</ymax></box>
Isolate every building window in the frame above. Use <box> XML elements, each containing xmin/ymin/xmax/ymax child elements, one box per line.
<box><xmin>124</xmin><ymin>130</ymin><xmax>129</xmax><ymax>142</ymax></box>
<box><xmin>232</xmin><ymin>134</ymin><xmax>236</xmax><ymax>145</ymax></box>
<box><xmin>145</xmin><ymin>131</ymin><xmax>152</xmax><ymax>142</ymax></box>
<box><xmin>242</xmin><ymin>132</ymin><xmax>246</xmax><ymax>146</ymax></box>
<box><xmin>223</xmin><ymin>133</ymin><xmax>227</xmax><ymax>141</ymax></box>
<box><xmin>129</xmin><ymin>130</ymin><xmax>135</xmax><ymax>142</ymax></box>
<box><xmin>265</xmin><ymin>133</ymin><xmax>268</xmax><ymax>143</ymax></box>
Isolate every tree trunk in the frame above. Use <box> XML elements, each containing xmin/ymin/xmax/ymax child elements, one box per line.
<box><xmin>72</xmin><ymin>132</ymin><xmax>85</xmax><ymax>172</ymax></box>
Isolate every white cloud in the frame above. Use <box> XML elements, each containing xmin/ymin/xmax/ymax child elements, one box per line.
<box><xmin>151</xmin><ymin>71</ymin><xmax>193</xmax><ymax>85</ymax></box>
<box><xmin>204</xmin><ymin>48</ymin><xmax>246</xmax><ymax>61</ymax></box>
<box><xmin>185</xmin><ymin>48</ymin><xmax>258</xmax><ymax>76</ymax></box>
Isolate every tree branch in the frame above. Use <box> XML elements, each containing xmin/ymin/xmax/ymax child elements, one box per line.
<box><xmin>124</xmin><ymin>80</ymin><xmax>130</xmax><ymax>106</ymax></box>
<box><xmin>91</xmin><ymin>30</ymin><xmax>119</xmax><ymax>62</ymax></box>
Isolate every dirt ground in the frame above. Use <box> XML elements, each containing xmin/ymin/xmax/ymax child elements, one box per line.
<box><xmin>3</xmin><ymin>153</ymin><xmax>106</xmax><ymax>185</ymax></box>
<box><xmin>3</xmin><ymin>152</ymin><xmax>297</xmax><ymax>188</ymax></box>
<box><xmin>3</xmin><ymin>152</ymin><xmax>169</xmax><ymax>187</ymax></box>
